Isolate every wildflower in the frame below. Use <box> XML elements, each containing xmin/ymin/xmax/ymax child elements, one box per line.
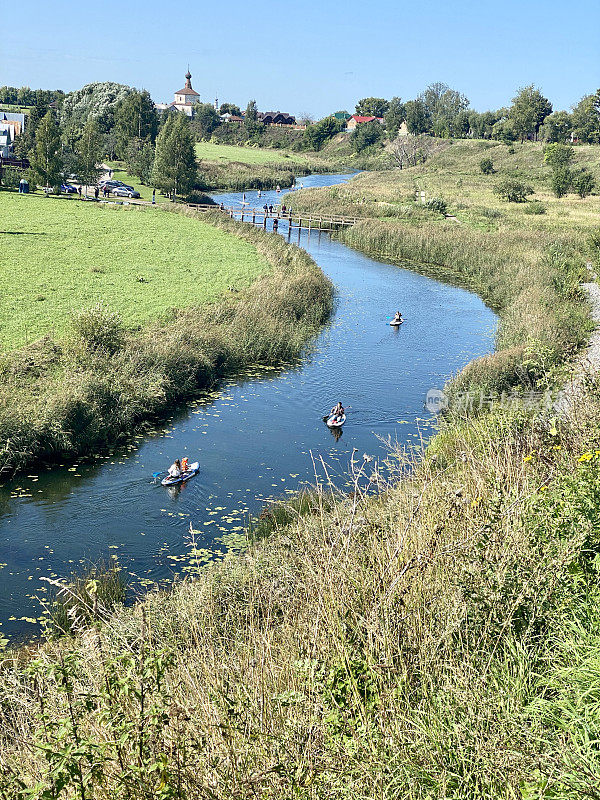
<box><xmin>539</xmin><ymin>486</ymin><xmax>548</xmax><ymax>492</ymax></box>
<box><xmin>523</xmin><ymin>454</ymin><xmax>534</xmax><ymax>463</ymax></box>
<box><xmin>578</xmin><ymin>452</ymin><xmax>594</xmax><ymax>462</ymax></box>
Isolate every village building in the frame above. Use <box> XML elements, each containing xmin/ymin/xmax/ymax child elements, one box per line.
<box><xmin>155</xmin><ymin>70</ymin><xmax>201</xmax><ymax>117</ymax></box>
<box><xmin>346</xmin><ymin>114</ymin><xmax>385</xmax><ymax>131</ymax></box>
<box><xmin>257</xmin><ymin>111</ymin><xmax>297</xmax><ymax>127</ymax></box>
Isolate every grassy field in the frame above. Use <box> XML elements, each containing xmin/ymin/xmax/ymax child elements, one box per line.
<box><xmin>4</xmin><ymin>142</ymin><xmax>600</xmax><ymax>797</ymax></box>
<box><xmin>195</xmin><ymin>141</ymin><xmax>308</xmax><ymax>165</ymax></box>
<box><xmin>0</xmin><ymin>198</ymin><xmax>332</xmax><ymax>473</ymax></box>
<box><xmin>0</xmin><ymin>192</ymin><xmax>267</xmax><ymax>349</ymax></box>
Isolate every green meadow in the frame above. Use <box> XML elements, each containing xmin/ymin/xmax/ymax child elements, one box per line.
<box><xmin>195</xmin><ymin>140</ymin><xmax>307</xmax><ymax>165</ymax></box>
<box><xmin>0</xmin><ymin>192</ymin><xmax>269</xmax><ymax>349</ymax></box>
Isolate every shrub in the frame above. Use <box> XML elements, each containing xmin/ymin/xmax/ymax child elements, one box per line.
<box><xmin>493</xmin><ymin>178</ymin><xmax>533</xmax><ymax>203</ymax></box>
<box><xmin>571</xmin><ymin>169</ymin><xmax>595</xmax><ymax>199</ymax></box>
<box><xmin>543</xmin><ymin>142</ymin><xmax>574</xmax><ymax>170</ymax></box>
<box><xmin>479</xmin><ymin>157</ymin><xmax>494</xmax><ymax>175</ymax></box>
<box><xmin>423</xmin><ymin>196</ymin><xmax>447</xmax><ymax>215</ymax></box>
<box><xmin>70</xmin><ymin>302</ymin><xmax>124</xmax><ymax>355</ymax></box>
<box><xmin>524</xmin><ymin>200</ymin><xmax>547</xmax><ymax>215</ymax></box>
<box><xmin>551</xmin><ymin>167</ymin><xmax>572</xmax><ymax>198</ymax></box>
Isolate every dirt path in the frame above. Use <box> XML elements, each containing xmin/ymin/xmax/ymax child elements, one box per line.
<box><xmin>554</xmin><ymin>263</ymin><xmax>600</xmax><ymax>415</ymax></box>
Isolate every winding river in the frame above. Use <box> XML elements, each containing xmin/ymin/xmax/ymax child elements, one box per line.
<box><xmin>0</xmin><ymin>174</ymin><xmax>496</xmax><ymax>639</ymax></box>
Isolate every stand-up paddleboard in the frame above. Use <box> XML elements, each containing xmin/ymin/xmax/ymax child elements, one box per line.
<box><xmin>161</xmin><ymin>462</ymin><xmax>200</xmax><ymax>486</ymax></box>
<box><xmin>326</xmin><ymin>414</ymin><xmax>346</xmax><ymax>428</ymax></box>
<box><xmin>390</xmin><ymin>319</ymin><xmax>403</xmax><ymax>326</ymax></box>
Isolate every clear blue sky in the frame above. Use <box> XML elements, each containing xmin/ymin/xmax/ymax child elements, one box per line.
<box><xmin>2</xmin><ymin>0</ymin><xmax>599</xmax><ymax>117</ymax></box>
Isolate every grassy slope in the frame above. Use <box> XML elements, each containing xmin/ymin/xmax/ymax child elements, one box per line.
<box><xmin>0</xmin><ymin>200</ymin><xmax>333</xmax><ymax>473</ymax></box>
<box><xmin>290</xmin><ymin>140</ymin><xmax>600</xmax><ymax>396</ymax></box>
<box><xmin>4</xmin><ymin>142</ymin><xmax>600</xmax><ymax>797</ymax></box>
<box><xmin>0</xmin><ymin>192</ymin><xmax>268</xmax><ymax>350</ymax></box>
<box><xmin>195</xmin><ymin>141</ymin><xmax>308</xmax><ymax>165</ymax></box>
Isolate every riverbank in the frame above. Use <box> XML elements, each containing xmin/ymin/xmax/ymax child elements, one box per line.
<box><xmin>0</xmin><ymin>196</ymin><xmax>333</xmax><ymax>473</ymax></box>
<box><xmin>290</xmin><ymin>139</ymin><xmax>600</xmax><ymax>405</ymax></box>
<box><xmin>3</xmin><ymin>151</ymin><xmax>600</xmax><ymax>796</ymax></box>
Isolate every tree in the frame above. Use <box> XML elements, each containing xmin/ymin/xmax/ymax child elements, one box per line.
<box><xmin>76</xmin><ymin>118</ymin><xmax>104</xmax><ymax>195</ymax></box>
<box><xmin>28</xmin><ymin>111</ymin><xmax>63</xmax><ymax>191</ymax></box>
<box><xmin>571</xmin><ymin>90</ymin><xmax>600</xmax><ymax>143</ymax></box>
<box><xmin>509</xmin><ymin>85</ymin><xmax>552</xmax><ymax>141</ymax></box>
<box><xmin>421</xmin><ymin>82</ymin><xmax>469</xmax><ymax>137</ymax></box>
<box><xmin>468</xmin><ymin>110</ymin><xmax>500</xmax><ymax>139</ymax></box>
<box><xmin>219</xmin><ymin>102</ymin><xmax>241</xmax><ymax>116</ymax></box>
<box><xmin>126</xmin><ymin>138</ymin><xmax>155</xmax><ymax>184</ymax></box>
<box><xmin>404</xmin><ymin>98</ymin><xmax>431</xmax><ymax>134</ymax></box>
<box><xmin>479</xmin><ymin>157</ymin><xmax>494</xmax><ymax>174</ymax></box>
<box><xmin>543</xmin><ymin>142</ymin><xmax>574</xmax><ymax>170</ymax></box>
<box><xmin>350</xmin><ymin>120</ymin><xmax>384</xmax><ymax>153</ymax></box>
<box><xmin>14</xmin><ymin>98</ymin><xmax>48</xmax><ymax>158</ymax></box>
<box><xmin>493</xmin><ymin>178</ymin><xmax>533</xmax><ymax>202</ymax></box>
<box><xmin>151</xmin><ymin>115</ymin><xmax>197</xmax><ymax>201</ymax></box>
<box><xmin>541</xmin><ymin>111</ymin><xmax>572</xmax><ymax>143</ymax></box>
<box><xmin>244</xmin><ymin>99</ymin><xmax>258</xmax><ymax>123</ymax></box>
<box><xmin>550</xmin><ymin>168</ymin><xmax>572</xmax><ymax>198</ymax></box>
<box><xmin>384</xmin><ymin>97</ymin><xmax>405</xmax><ymax>137</ymax></box>
<box><xmin>355</xmin><ymin>97</ymin><xmax>389</xmax><ymax>118</ymax></box>
<box><xmin>388</xmin><ymin>134</ymin><xmax>445</xmax><ymax>169</ymax></box>
<box><xmin>191</xmin><ymin>103</ymin><xmax>220</xmax><ymax>139</ymax></box>
<box><xmin>571</xmin><ymin>169</ymin><xmax>595</xmax><ymax>198</ymax></box>
<box><xmin>303</xmin><ymin>116</ymin><xmax>344</xmax><ymax>151</ymax></box>
<box><xmin>113</xmin><ymin>89</ymin><xmax>158</xmax><ymax>157</ymax></box>
<box><xmin>60</xmin><ymin>82</ymin><xmax>133</xmax><ymax>140</ymax></box>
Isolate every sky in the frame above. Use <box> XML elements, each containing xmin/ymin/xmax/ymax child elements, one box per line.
<box><xmin>2</xmin><ymin>0</ymin><xmax>599</xmax><ymax>117</ymax></box>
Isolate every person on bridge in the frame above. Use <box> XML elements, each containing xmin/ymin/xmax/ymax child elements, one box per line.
<box><xmin>263</xmin><ymin>203</ymin><xmax>268</xmax><ymax>215</ymax></box>
<box><xmin>281</xmin><ymin>204</ymin><xmax>287</xmax><ymax>215</ymax></box>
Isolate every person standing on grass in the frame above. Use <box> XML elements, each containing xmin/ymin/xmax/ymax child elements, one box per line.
<box><xmin>94</xmin><ymin>186</ymin><xmax>99</xmax><ymax>200</ymax></box>
<box><xmin>152</xmin><ymin>189</ymin><xmax>156</xmax><ymax>204</ymax></box>
<box><xmin>77</xmin><ymin>186</ymin><xmax>82</xmax><ymax>197</ymax></box>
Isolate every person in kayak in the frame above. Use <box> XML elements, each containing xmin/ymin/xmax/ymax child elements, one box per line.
<box><xmin>168</xmin><ymin>459</ymin><xmax>182</xmax><ymax>479</ymax></box>
<box><xmin>392</xmin><ymin>311</ymin><xmax>403</xmax><ymax>323</ymax></box>
<box><xmin>330</xmin><ymin>401</ymin><xmax>345</xmax><ymax>422</ymax></box>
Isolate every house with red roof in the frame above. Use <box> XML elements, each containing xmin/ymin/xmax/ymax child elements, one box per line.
<box><xmin>346</xmin><ymin>115</ymin><xmax>384</xmax><ymax>131</ymax></box>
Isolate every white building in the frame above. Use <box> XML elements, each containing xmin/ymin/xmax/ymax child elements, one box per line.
<box><xmin>172</xmin><ymin>70</ymin><xmax>200</xmax><ymax>116</ymax></box>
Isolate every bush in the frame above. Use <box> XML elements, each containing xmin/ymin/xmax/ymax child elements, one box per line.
<box><xmin>571</xmin><ymin>169</ymin><xmax>595</xmax><ymax>199</ymax></box>
<box><xmin>70</xmin><ymin>302</ymin><xmax>124</xmax><ymax>355</ymax></box>
<box><xmin>543</xmin><ymin>142</ymin><xmax>574</xmax><ymax>170</ymax></box>
<box><xmin>524</xmin><ymin>200</ymin><xmax>547</xmax><ymax>215</ymax></box>
<box><xmin>551</xmin><ymin>167</ymin><xmax>572</xmax><ymax>198</ymax></box>
<box><xmin>493</xmin><ymin>178</ymin><xmax>533</xmax><ymax>203</ymax></box>
<box><xmin>479</xmin><ymin>157</ymin><xmax>494</xmax><ymax>175</ymax></box>
<box><xmin>423</xmin><ymin>197</ymin><xmax>447</xmax><ymax>215</ymax></box>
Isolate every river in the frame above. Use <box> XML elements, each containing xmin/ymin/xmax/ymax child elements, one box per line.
<box><xmin>0</xmin><ymin>174</ymin><xmax>497</xmax><ymax>640</ymax></box>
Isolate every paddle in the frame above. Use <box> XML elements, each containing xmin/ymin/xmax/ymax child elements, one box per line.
<box><xmin>152</xmin><ymin>470</ymin><xmax>167</xmax><ymax>478</ymax></box>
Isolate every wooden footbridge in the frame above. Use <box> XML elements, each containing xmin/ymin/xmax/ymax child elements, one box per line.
<box><xmin>185</xmin><ymin>202</ymin><xmax>358</xmax><ymax>233</ymax></box>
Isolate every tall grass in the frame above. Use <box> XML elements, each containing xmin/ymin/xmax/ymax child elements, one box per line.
<box><xmin>3</xmin><ymin>385</ymin><xmax>600</xmax><ymax>797</ymax></box>
<box><xmin>0</xmin><ymin>210</ymin><xmax>333</xmax><ymax>474</ymax></box>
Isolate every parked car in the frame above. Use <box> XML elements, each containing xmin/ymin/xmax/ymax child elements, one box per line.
<box><xmin>61</xmin><ymin>183</ymin><xmax>77</xmax><ymax>194</ymax></box>
<box><xmin>112</xmin><ymin>186</ymin><xmax>140</xmax><ymax>198</ymax></box>
<box><xmin>99</xmin><ymin>180</ymin><xmax>125</xmax><ymax>189</ymax></box>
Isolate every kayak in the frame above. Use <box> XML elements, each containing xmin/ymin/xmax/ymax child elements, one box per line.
<box><xmin>326</xmin><ymin>414</ymin><xmax>346</xmax><ymax>428</ymax></box>
<box><xmin>390</xmin><ymin>319</ymin><xmax>403</xmax><ymax>326</ymax></box>
<box><xmin>161</xmin><ymin>461</ymin><xmax>200</xmax><ymax>486</ymax></box>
